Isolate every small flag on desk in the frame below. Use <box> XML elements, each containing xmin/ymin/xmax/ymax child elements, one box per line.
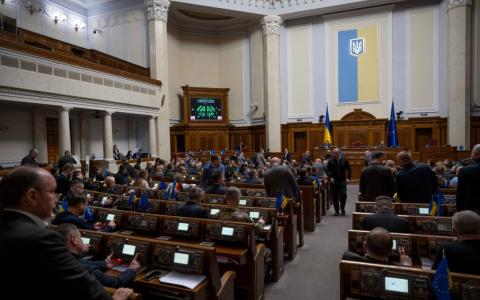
<box><xmin>127</xmin><ymin>191</ymin><xmax>135</xmax><ymax>209</ymax></box>
<box><xmin>138</xmin><ymin>192</ymin><xmax>149</xmax><ymax>211</ymax></box>
<box><xmin>313</xmin><ymin>176</ymin><xmax>320</xmax><ymax>189</ymax></box>
<box><xmin>429</xmin><ymin>192</ymin><xmax>444</xmax><ymax>216</ymax></box>
<box><xmin>275</xmin><ymin>192</ymin><xmax>288</xmax><ymax>209</ymax></box>
<box><xmin>159</xmin><ymin>180</ymin><xmax>166</xmax><ymax>190</ymax></box>
<box><xmin>61</xmin><ymin>195</ymin><xmax>68</xmax><ymax>212</ymax></box>
<box><xmin>432</xmin><ymin>251</ymin><xmax>452</xmax><ymax>300</ymax></box>
<box><xmin>84</xmin><ymin>206</ymin><xmax>94</xmax><ymax>222</ymax></box>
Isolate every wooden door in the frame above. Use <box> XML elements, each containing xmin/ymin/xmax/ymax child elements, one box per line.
<box><xmin>46</xmin><ymin>118</ymin><xmax>58</xmax><ymax>164</ymax></box>
<box><xmin>415</xmin><ymin>128</ymin><xmax>433</xmax><ymax>151</ymax></box>
<box><xmin>294</xmin><ymin>132</ymin><xmax>307</xmax><ymax>152</ymax></box>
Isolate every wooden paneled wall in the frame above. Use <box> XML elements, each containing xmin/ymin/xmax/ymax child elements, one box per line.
<box><xmin>170</xmin><ymin>113</ymin><xmax>478</xmax><ymax>156</ymax></box>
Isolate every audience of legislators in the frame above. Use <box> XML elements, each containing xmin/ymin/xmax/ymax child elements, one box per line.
<box><xmin>326</xmin><ymin>148</ymin><xmax>351</xmax><ymax>216</ymax></box>
<box><xmin>20</xmin><ymin>148</ymin><xmax>39</xmax><ymax>167</ymax></box>
<box><xmin>0</xmin><ymin>166</ymin><xmax>132</xmax><ymax>300</ymax></box>
<box><xmin>456</xmin><ymin>144</ymin><xmax>480</xmax><ymax>214</ymax></box>
<box><xmin>432</xmin><ymin>210</ymin><xmax>480</xmax><ymax>275</ymax></box>
<box><xmin>395</xmin><ymin>151</ymin><xmax>437</xmax><ymax>203</ymax></box>
<box><xmin>264</xmin><ymin>157</ymin><xmax>298</xmax><ymax>199</ymax></box>
<box><xmin>176</xmin><ymin>187</ymin><xmax>208</xmax><ymax>218</ymax></box>
<box><xmin>342</xmin><ymin>227</ymin><xmax>412</xmax><ymax>266</ymax></box>
<box><xmin>359</xmin><ymin>151</ymin><xmax>395</xmax><ymax>201</ymax></box>
<box><xmin>361</xmin><ymin>196</ymin><xmax>410</xmax><ymax>233</ymax></box>
<box><xmin>57</xmin><ymin>223</ymin><xmax>141</xmax><ymax>287</ymax></box>
<box><xmin>219</xmin><ymin>187</ymin><xmax>265</xmax><ymax>233</ymax></box>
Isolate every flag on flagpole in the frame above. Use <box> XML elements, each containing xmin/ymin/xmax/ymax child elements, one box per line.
<box><xmin>323</xmin><ymin>106</ymin><xmax>332</xmax><ymax>145</ymax></box>
<box><xmin>432</xmin><ymin>251</ymin><xmax>452</xmax><ymax>300</ymax></box>
<box><xmin>388</xmin><ymin>102</ymin><xmax>399</xmax><ymax>147</ymax></box>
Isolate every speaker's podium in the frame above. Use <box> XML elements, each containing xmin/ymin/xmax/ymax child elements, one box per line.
<box><xmin>170</xmin><ymin>86</ymin><xmax>231</xmax><ymax>153</ymax></box>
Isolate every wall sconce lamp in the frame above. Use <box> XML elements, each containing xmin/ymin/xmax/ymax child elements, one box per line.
<box><xmin>0</xmin><ymin>0</ymin><xmax>16</xmax><ymax>5</ymax></box>
<box><xmin>250</xmin><ymin>103</ymin><xmax>258</xmax><ymax>113</ymax></box>
<box><xmin>0</xmin><ymin>0</ymin><xmax>5</xmax><ymax>5</ymax></box>
<box><xmin>74</xmin><ymin>23</ymin><xmax>86</xmax><ymax>32</ymax></box>
<box><xmin>25</xmin><ymin>1</ymin><xmax>42</xmax><ymax>15</ymax></box>
<box><xmin>53</xmin><ymin>15</ymin><xmax>66</xmax><ymax>24</ymax></box>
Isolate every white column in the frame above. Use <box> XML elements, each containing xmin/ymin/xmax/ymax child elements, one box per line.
<box><xmin>80</xmin><ymin>111</ymin><xmax>90</xmax><ymax>159</ymax></box>
<box><xmin>148</xmin><ymin>116</ymin><xmax>157</xmax><ymax>157</ymax></box>
<box><xmin>33</xmin><ymin>109</ymin><xmax>48</xmax><ymax>164</ymax></box>
<box><xmin>262</xmin><ymin>15</ymin><xmax>282</xmax><ymax>152</ymax></box>
<box><xmin>128</xmin><ymin>117</ymin><xmax>137</xmax><ymax>153</ymax></box>
<box><xmin>103</xmin><ymin>111</ymin><xmax>114</xmax><ymax>161</ymax></box>
<box><xmin>145</xmin><ymin>0</ymin><xmax>171</xmax><ymax>159</ymax></box>
<box><xmin>447</xmin><ymin>0</ymin><xmax>472</xmax><ymax>149</ymax></box>
<box><xmin>58</xmin><ymin>106</ymin><xmax>71</xmax><ymax>155</ymax></box>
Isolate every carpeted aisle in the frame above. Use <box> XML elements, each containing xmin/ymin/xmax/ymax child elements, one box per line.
<box><xmin>264</xmin><ymin>184</ymin><xmax>358</xmax><ymax>300</ymax></box>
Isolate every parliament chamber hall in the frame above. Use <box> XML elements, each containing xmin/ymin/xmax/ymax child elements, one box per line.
<box><xmin>2</xmin><ymin>0</ymin><xmax>480</xmax><ymax>299</ymax></box>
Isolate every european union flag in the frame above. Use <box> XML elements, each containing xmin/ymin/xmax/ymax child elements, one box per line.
<box><xmin>138</xmin><ymin>192</ymin><xmax>149</xmax><ymax>211</ymax></box>
<box><xmin>84</xmin><ymin>206</ymin><xmax>94</xmax><ymax>222</ymax></box>
<box><xmin>388</xmin><ymin>102</ymin><xmax>399</xmax><ymax>147</ymax></box>
<box><xmin>432</xmin><ymin>252</ymin><xmax>451</xmax><ymax>300</ymax></box>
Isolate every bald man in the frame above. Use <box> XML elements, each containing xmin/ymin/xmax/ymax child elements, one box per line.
<box><xmin>432</xmin><ymin>211</ymin><xmax>480</xmax><ymax>275</ymax></box>
<box><xmin>0</xmin><ymin>167</ymin><xmax>131</xmax><ymax>300</ymax></box>
<box><xmin>395</xmin><ymin>151</ymin><xmax>437</xmax><ymax>203</ymax></box>
<box><xmin>342</xmin><ymin>227</ymin><xmax>411</xmax><ymax>266</ymax></box>
<box><xmin>456</xmin><ymin>144</ymin><xmax>480</xmax><ymax>213</ymax></box>
<box><xmin>361</xmin><ymin>196</ymin><xmax>410</xmax><ymax>233</ymax></box>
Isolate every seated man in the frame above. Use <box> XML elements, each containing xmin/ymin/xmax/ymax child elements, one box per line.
<box><xmin>56</xmin><ymin>223</ymin><xmax>141</xmax><ymax>288</ymax></box>
<box><xmin>244</xmin><ymin>169</ymin><xmax>261</xmax><ymax>184</ymax></box>
<box><xmin>176</xmin><ymin>187</ymin><xmax>208</xmax><ymax>218</ymax></box>
<box><xmin>296</xmin><ymin>168</ymin><xmax>314</xmax><ymax>186</ymax></box>
<box><xmin>432</xmin><ymin>210</ymin><xmax>480</xmax><ymax>275</ymax></box>
<box><xmin>53</xmin><ymin>194</ymin><xmax>116</xmax><ymax>232</ymax></box>
<box><xmin>219</xmin><ymin>186</ymin><xmax>265</xmax><ymax>233</ymax></box>
<box><xmin>342</xmin><ymin>227</ymin><xmax>412</xmax><ymax>266</ymax></box>
<box><xmin>205</xmin><ymin>171</ymin><xmax>226</xmax><ymax>195</ymax></box>
<box><xmin>361</xmin><ymin>196</ymin><xmax>410</xmax><ymax>233</ymax></box>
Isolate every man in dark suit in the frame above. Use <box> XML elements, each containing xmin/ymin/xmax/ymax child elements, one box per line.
<box><xmin>56</xmin><ymin>223</ymin><xmax>141</xmax><ymax>287</ymax></box>
<box><xmin>205</xmin><ymin>171</ymin><xmax>227</xmax><ymax>195</ymax></box>
<box><xmin>432</xmin><ymin>211</ymin><xmax>480</xmax><ymax>275</ymax></box>
<box><xmin>264</xmin><ymin>158</ymin><xmax>299</xmax><ymax>199</ymax></box>
<box><xmin>456</xmin><ymin>144</ymin><xmax>480</xmax><ymax>213</ymax></box>
<box><xmin>326</xmin><ymin>148</ymin><xmax>351</xmax><ymax>216</ymax></box>
<box><xmin>58</xmin><ymin>150</ymin><xmax>78</xmax><ymax>170</ymax></box>
<box><xmin>21</xmin><ymin>148</ymin><xmax>39</xmax><ymax>167</ymax></box>
<box><xmin>0</xmin><ymin>166</ymin><xmax>132</xmax><ymax>300</ymax></box>
<box><xmin>395</xmin><ymin>151</ymin><xmax>437</xmax><ymax>203</ymax></box>
<box><xmin>297</xmin><ymin>168</ymin><xmax>315</xmax><ymax>186</ymax></box>
<box><xmin>283</xmin><ymin>148</ymin><xmax>292</xmax><ymax>162</ymax></box>
<box><xmin>201</xmin><ymin>155</ymin><xmax>225</xmax><ymax>188</ymax></box>
<box><xmin>359</xmin><ymin>151</ymin><xmax>395</xmax><ymax>201</ymax></box>
<box><xmin>177</xmin><ymin>187</ymin><xmax>208</xmax><ymax>218</ymax></box>
<box><xmin>361</xmin><ymin>196</ymin><xmax>410</xmax><ymax>233</ymax></box>
<box><xmin>342</xmin><ymin>228</ymin><xmax>412</xmax><ymax>266</ymax></box>
<box><xmin>301</xmin><ymin>150</ymin><xmax>312</xmax><ymax>165</ymax></box>
<box><xmin>56</xmin><ymin>163</ymin><xmax>74</xmax><ymax>195</ymax></box>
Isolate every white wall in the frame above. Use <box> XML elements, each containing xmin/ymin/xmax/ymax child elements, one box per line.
<box><xmin>0</xmin><ymin>108</ymin><xmax>33</xmax><ymax>168</ymax></box>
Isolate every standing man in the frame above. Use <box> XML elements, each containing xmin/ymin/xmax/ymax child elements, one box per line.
<box><xmin>359</xmin><ymin>151</ymin><xmax>395</xmax><ymax>201</ymax></box>
<box><xmin>201</xmin><ymin>155</ymin><xmax>225</xmax><ymax>188</ymax></box>
<box><xmin>58</xmin><ymin>150</ymin><xmax>78</xmax><ymax>170</ymax></box>
<box><xmin>0</xmin><ymin>166</ymin><xmax>132</xmax><ymax>300</ymax></box>
<box><xmin>283</xmin><ymin>148</ymin><xmax>292</xmax><ymax>162</ymax></box>
<box><xmin>456</xmin><ymin>144</ymin><xmax>480</xmax><ymax>214</ymax></box>
<box><xmin>326</xmin><ymin>148</ymin><xmax>351</xmax><ymax>216</ymax></box>
<box><xmin>21</xmin><ymin>148</ymin><xmax>39</xmax><ymax>167</ymax></box>
<box><xmin>264</xmin><ymin>157</ymin><xmax>298</xmax><ymax>199</ymax></box>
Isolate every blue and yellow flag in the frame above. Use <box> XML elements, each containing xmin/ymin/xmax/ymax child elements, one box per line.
<box><xmin>127</xmin><ymin>191</ymin><xmax>136</xmax><ymax>209</ymax></box>
<box><xmin>432</xmin><ymin>252</ymin><xmax>452</xmax><ymax>300</ymax></box>
<box><xmin>275</xmin><ymin>192</ymin><xmax>288</xmax><ymax>209</ymax></box>
<box><xmin>61</xmin><ymin>195</ymin><xmax>68</xmax><ymax>212</ymax></box>
<box><xmin>313</xmin><ymin>176</ymin><xmax>320</xmax><ymax>189</ymax></box>
<box><xmin>323</xmin><ymin>106</ymin><xmax>332</xmax><ymax>144</ymax></box>
<box><xmin>138</xmin><ymin>192</ymin><xmax>149</xmax><ymax>211</ymax></box>
<box><xmin>338</xmin><ymin>26</ymin><xmax>379</xmax><ymax>103</ymax></box>
<box><xmin>429</xmin><ymin>192</ymin><xmax>444</xmax><ymax>216</ymax></box>
<box><xmin>84</xmin><ymin>206</ymin><xmax>94</xmax><ymax>222</ymax></box>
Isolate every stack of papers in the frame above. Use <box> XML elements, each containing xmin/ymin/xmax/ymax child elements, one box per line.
<box><xmin>159</xmin><ymin>271</ymin><xmax>206</xmax><ymax>289</ymax></box>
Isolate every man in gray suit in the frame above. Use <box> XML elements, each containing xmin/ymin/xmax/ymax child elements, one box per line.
<box><xmin>264</xmin><ymin>157</ymin><xmax>298</xmax><ymax>199</ymax></box>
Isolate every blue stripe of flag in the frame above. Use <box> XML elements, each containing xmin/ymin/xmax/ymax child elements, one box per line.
<box><xmin>338</xmin><ymin>29</ymin><xmax>358</xmax><ymax>102</ymax></box>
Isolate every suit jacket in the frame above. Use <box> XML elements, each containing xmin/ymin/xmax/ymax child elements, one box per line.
<box><xmin>395</xmin><ymin>163</ymin><xmax>437</xmax><ymax>203</ymax></box>
<box><xmin>80</xmin><ymin>259</ymin><xmax>136</xmax><ymax>288</ymax></box>
<box><xmin>20</xmin><ymin>155</ymin><xmax>38</xmax><ymax>167</ymax></box>
<box><xmin>264</xmin><ymin>165</ymin><xmax>298</xmax><ymax>199</ymax></box>
<box><xmin>205</xmin><ymin>183</ymin><xmax>226</xmax><ymax>195</ymax></box>
<box><xmin>176</xmin><ymin>201</ymin><xmax>208</xmax><ymax>218</ymax></box>
<box><xmin>432</xmin><ymin>240</ymin><xmax>480</xmax><ymax>275</ymax></box>
<box><xmin>361</xmin><ymin>210</ymin><xmax>410</xmax><ymax>233</ymax></box>
<box><xmin>56</xmin><ymin>173</ymin><xmax>71</xmax><ymax>195</ymax></box>
<box><xmin>284</xmin><ymin>152</ymin><xmax>292</xmax><ymax>161</ymax></box>
<box><xmin>456</xmin><ymin>160</ymin><xmax>480</xmax><ymax>213</ymax></box>
<box><xmin>52</xmin><ymin>211</ymin><xmax>114</xmax><ymax>232</ymax></box>
<box><xmin>342</xmin><ymin>251</ymin><xmax>394</xmax><ymax>265</ymax></box>
<box><xmin>0</xmin><ymin>211</ymin><xmax>111</xmax><ymax>300</ymax></box>
<box><xmin>359</xmin><ymin>161</ymin><xmax>395</xmax><ymax>201</ymax></box>
<box><xmin>326</xmin><ymin>156</ymin><xmax>351</xmax><ymax>182</ymax></box>
<box><xmin>297</xmin><ymin>176</ymin><xmax>315</xmax><ymax>186</ymax></box>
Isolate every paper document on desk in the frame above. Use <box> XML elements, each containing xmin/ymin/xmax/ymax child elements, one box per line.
<box><xmin>159</xmin><ymin>271</ymin><xmax>206</xmax><ymax>289</ymax></box>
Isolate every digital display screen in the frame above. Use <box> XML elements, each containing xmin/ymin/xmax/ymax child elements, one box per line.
<box><xmin>178</xmin><ymin>222</ymin><xmax>189</xmax><ymax>231</ymax></box>
<box><xmin>153</xmin><ymin>183</ymin><xmax>158</xmax><ymax>188</ymax></box>
<box><xmin>384</xmin><ymin>277</ymin><xmax>409</xmax><ymax>294</ymax></box>
<box><xmin>239</xmin><ymin>199</ymin><xmax>247</xmax><ymax>206</ymax></box>
<box><xmin>190</xmin><ymin>98</ymin><xmax>222</xmax><ymax>120</ymax></box>
<box><xmin>221</xmin><ymin>227</ymin><xmax>234</xmax><ymax>236</ymax></box>
<box><xmin>392</xmin><ymin>240</ymin><xmax>397</xmax><ymax>250</ymax></box>
<box><xmin>106</xmin><ymin>214</ymin><xmax>115</xmax><ymax>221</ymax></box>
<box><xmin>438</xmin><ymin>223</ymin><xmax>452</xmax><ymax>232</ymax></box>
<box><xmin>81</xmin><ymin>237</ymin><xmax>91</xmax><ymax>244</ymax></box>
<box><xmin>87</xmin><ymin>194</ymin><xmax>91</xmax><ymax>198</ymax></box>
<box><xmin>174</xmin><ymin>252</ymin><xmax>189</xmax><ymax>265</ymax></box>
<box><xmin>249</xmin><ymin>211</ymin><xmax>260</xmax><ymax>219</ymax></box>
<box><xmin>419</xmin><ymin>208</ymin><xmax>429</xmax><ymax>215</ymax></box>
<box><xmin>122</xmin><ymin>244</ymin><xmax>136</xmax><ymax>256</ymax></box>
<box><xmin>210</xmin><ymin>208</ymin><xmax>220</xmax><ymax>215</ymax></box>
<box><xmin>102</xmin><ymin>196</ymin><xmax>108</xmax><ymax>203</ymax></box>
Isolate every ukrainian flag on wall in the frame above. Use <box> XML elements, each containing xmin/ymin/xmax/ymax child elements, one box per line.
<box><xmin>338</xmin><ymin>26</ymin><xmax>379</xmax><ymax>103</ymax></box>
